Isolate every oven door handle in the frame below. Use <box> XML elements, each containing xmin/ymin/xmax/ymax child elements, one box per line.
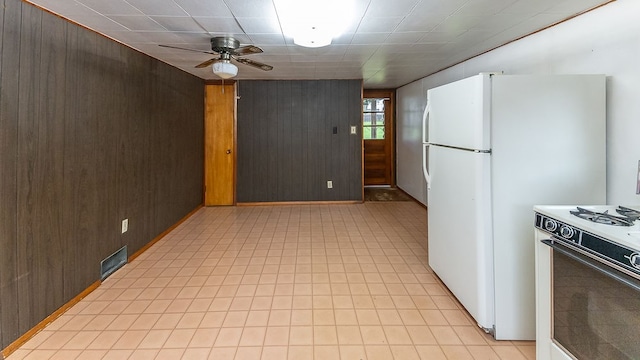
<box><xmin>541</xmin><ymin>239</ymin><xmax>640</xmax><ymax>292</ymax></box>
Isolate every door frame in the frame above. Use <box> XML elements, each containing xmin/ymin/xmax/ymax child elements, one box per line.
<box><xmin>363</xmin><ymin>89</ymin><xmax>396</xmax><ymax>187</ymax></box>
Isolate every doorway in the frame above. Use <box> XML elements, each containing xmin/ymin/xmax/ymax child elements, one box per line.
<box><xmin>363</xmin><ymin>89</ymin><xmax>395</xmax><ymax>186</ymax></box>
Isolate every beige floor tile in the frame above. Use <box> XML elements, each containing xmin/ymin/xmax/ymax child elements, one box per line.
<box><xmin>415</xmin><ymin>345</ymin><xmax>447</xmax><ymax>360</ymax></box>
<box><xmin>214</xmin><ymin>327</ymin><xmax>243</xmax><ymax>347</ymax></box>
<box><xmin>239</xmin><ymin>327</ymin><xmax>266</xmax><ymax>346</ymax></box>
<box><xmin>261</xmin><ymin>346</ymin><xmax>288</xmax><ymax>360</ymax></box>
<box><xmin>235</xmin><ymin>346</ymin><xmax>262</xmax><ymax>360</ymax></box>
<box><xmin>264</xmin><ymin>327</ymin><xmax>290</xmax><ymax>346</ymax></box>
<box><xmin>382</xmin><ymin>325</ymin><xmax>412</xmax><ymax>345</ymax></box>
<box><xmin>287</xmin><ymin>345</ymin><xmax>313</xmax><ymax>360</ymax></box>
<box><xmin>365</xmin><ymin>345</ymin><xmax>393</xmax><ymax>360</ymax></box>
<box><xmin>339</xmin><ymin>345</ymin><xmax>367</xmax><ymax>360</ymax></box>
<box><xmin>5</xmin><ymin>203</ymin><xmax>539</xmax><ymax>360</ymax></box>
<box><xmin>390</xmin><ymin>345</ymin><xmax>421</xmax><ymax>360</ymax></box>
<box><xmin>313</xmin><ymin>326</ymin><xmax>338</xmax><ymax>345</ymax></box>
<box><xmin>467</xmin><ymin>345</ymin><xmax>501</xmax><ymax>360</ymax></box>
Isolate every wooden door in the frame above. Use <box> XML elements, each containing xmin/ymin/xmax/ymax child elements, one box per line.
<box><xmin>204</xmin><ymin>84</ymin><xmax>235</xmax><ymax>205</ymax></box>
<box><xmin>363</xmin><ymin>90</ymin><xmax>394</xmax><ymax>186</ymax></box>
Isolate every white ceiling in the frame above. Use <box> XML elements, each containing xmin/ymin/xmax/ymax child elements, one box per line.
<box><xmin>26</xmin><ymin>0</ymin><xmax>610</xmax><ymax>88</ymax></box>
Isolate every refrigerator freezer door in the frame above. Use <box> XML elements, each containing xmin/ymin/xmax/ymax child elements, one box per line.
<box><xmin>427</xmin><ymin>145</ymin><xmax>493</xmax><ymax>330</ymax></box>
<box><xmin>427</xmin><ymin>74</ymin><xmax>491</xmax><ymax>151</ymax></box>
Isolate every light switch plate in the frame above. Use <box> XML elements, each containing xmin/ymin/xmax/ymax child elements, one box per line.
<box><xmin>122</xmin><ymin>219</ymin><xmax>129</xmax><ymax>234</ymax></box>
<box><xmin>350</xmin><ymin>126</ymin><xmax>357</xmax><ymax>135</ymax></box>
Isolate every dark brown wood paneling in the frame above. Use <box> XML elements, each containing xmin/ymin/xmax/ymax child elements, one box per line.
<box><xmin>0</xmin><ymin>0</ymin><xmax>204</xmax><ymax>349</ymax></box>
<box><xmin>236</xmin><ymin>80</ymin><xmax>362</xmax><ymax>202</ymax></box>
<box><xmin>16</xmin><ymin>2</ymin><xmax>44</xmax><ymax>334</ymax></box>
<box><xmin>0</xmin><ymin>0</ymin><xmax>20</xmax><ymax>346</ymax></box>
<box><xmin>34</xmin><ymin>8</ymin><xmax>67</xmax><ymax>322</ymax></box>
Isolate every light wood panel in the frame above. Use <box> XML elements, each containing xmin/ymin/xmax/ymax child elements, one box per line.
<box><xmin>205</xmin><ymin>84</ymin><xmax>236</xmax><ymax>206</ymax></box>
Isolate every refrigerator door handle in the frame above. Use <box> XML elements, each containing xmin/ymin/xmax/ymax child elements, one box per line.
<box><xmin>422</xmin><ymin>102</ymin><xmax>431</xmax><ymax>144</ymax></box>
<box><xmin>422</xmin><ymin>144</ymin><xmax>431</xmax><ymax>190</ymax></box>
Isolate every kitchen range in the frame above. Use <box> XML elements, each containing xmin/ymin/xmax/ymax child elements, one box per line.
<box><xmin>535</xmin><ymin>205</ymin><xmax>640</xmax><ymax>360</ymax></box>
<box><xmin>422</xmin><ymin>73</ymin><xmax>606</xmax><ymax>340</ymax></box>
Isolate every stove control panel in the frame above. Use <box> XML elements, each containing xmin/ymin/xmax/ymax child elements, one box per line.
<box><xmin>535</xmin><ymin>213</ymin><xmax>640</xmax><ymax>278</ymax></box>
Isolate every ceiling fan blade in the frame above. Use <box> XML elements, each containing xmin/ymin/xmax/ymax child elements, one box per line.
<box><xmin>235</xmin><ymin>58</ymin><xmax>273</xmax><ymax>71</ymax></box>
<box><xmin>195</xmin><ymin>58</ymin><xmax>218</xmax><ymax>68</ymax></box>
<box><xmin>233</xmin><ymin>45</ymin><xmax>264</xmax><ymax>56</ymax></box>
<box><xmin>158</xmin><ymin>44</ymin><xmax>216</xmax><ymax>55</ymax></box>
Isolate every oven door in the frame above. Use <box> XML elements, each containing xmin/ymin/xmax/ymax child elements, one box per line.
<box><xmin>541</xmin><ymin>238</ymin><xmax>640</xmax><ymax>360</ymax></box>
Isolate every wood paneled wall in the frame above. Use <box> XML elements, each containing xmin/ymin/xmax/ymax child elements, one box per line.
<box><xmin>0</xmin><ymin>0</ymin><xmax>204</xmax><ymax>349</ymax></box>
<box><xmin>236</xmin><ymin>80</ymin><xmax>363</xmax><ymax>202</ymax></box>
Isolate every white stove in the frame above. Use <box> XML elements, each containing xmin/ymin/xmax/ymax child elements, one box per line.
<box><xmin>534</xmin><ymin>205</ymin><xmax>640</xmax><ymax>360</ymax></box>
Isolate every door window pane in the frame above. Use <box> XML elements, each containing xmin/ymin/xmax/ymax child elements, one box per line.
<box><xmin>363</xmin><ymin>98</ymin><xmax>386</xmax><ymax>140</ymax></box>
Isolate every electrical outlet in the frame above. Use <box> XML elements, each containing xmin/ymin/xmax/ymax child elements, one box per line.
<box><xmin>121</xmin><ymin>219</ymin><xmax>129</xmax><ymax>234</ymax></box>
<box><xmin>327</xmin><ymin>180</ymin><xmax>333</xmax><ymax>189</ymax></box>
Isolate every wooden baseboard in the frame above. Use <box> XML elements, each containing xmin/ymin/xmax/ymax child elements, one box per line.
<box><xmin>1</xmin><ymin>280</ymin><xmax>101</xmax><ymax>358</ymax></box>
<box><xmin>1</xmin><ymin>204</ymin><xmax>204</xmax><ymax>358</ymax></box>
<box><xmin>237</xmin><ymin>200</ymin><xmax>362</xmax><ymax>206</ymax></box>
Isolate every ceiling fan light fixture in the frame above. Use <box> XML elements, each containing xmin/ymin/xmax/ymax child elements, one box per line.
<box><xmin>212</xmin><ymin>59</ymin><xmax>238</xmax><ymax>79</ymax></box>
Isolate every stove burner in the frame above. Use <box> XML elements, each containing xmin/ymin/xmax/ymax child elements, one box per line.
<box><xmin>570</xmin><ymin>207</ymin><xmax>636</xmax><ymax>226</ymax></box>
<box><xmin>616</xmin><ymin>206</ymin><xmax>640</xmax><ymax>221</ymax></box>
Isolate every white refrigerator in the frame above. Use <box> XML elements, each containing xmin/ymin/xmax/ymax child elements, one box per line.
<box><xmin>421</xmin><ymin>73</ymin><xmax>606</xmax><ymax>340</ymax></box>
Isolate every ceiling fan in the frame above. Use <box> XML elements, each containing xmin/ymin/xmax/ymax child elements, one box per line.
<box><xmin>159</xmin><ymin>37</ymin><xmax>273</xmax><ymax>79</ymax></box>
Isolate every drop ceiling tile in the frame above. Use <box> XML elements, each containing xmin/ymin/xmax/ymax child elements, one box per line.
<box><xmin>150</xmin><ymin>16</ymin><xmax>205</xmax><ymax>32</ymax></box>
<box><xmin>107</xmin><ymin>15</ymin><xmax>166</xmax><ymax>31</ymax></box>
<box><xmin>394</xmin><ymin>12</ymin><xmax>447</xmax><ymax>32</ymax></box>
<box><xmin>235</xmin><ymin>17</ymin><xmax>281</xmax><ymax>34</ymax></box>
<box><xmin>350</xmin><ymin>33</ymin><xmax>390</xmax><ymax>45</ymax></box>
<box><xmin>107</xmin><ymin>30</ymin><xmax>192</xmax><ymax>44</ymax></box>
<box><xmin>499</xmin><ymin>0</ymin><xmax>556</xmax><ymax>15</ymax></box>
<box><xmin>545</xmin><ymin>0</ymin><xmax>608</xmax><ymax>14</ymax></box>
<box><xmin>363</xmin><ymin>0</ymin><xmax>421</xmax><ymax>17</ymax></box>
<box><xmin>77</xmin><ymin>14</ymin><xmax>130</xmax><ymax>32</ymax></box>
<box><xmin>247</xmin><ymin>34</ymin><xmax>287</xmax><ymax>45</ymax></box>
<box><xmin>124</xmin><ymin>0</ymin><xmax>188</xmax><ymax>16</ymax></box>
<box><xmin>424</xmin><ymin>30</ymin><xmax>468</xmax><ymax>43</ymax></box>
<box><xmin>456</xmin><ymin>0</ymin><xmax>519</xmax><ymax>16</ymax></box>
<box><xmin>410</xmin><ymin>0</ymin><xmax>469</xmax><ymax>16</ymax></box>
<box><xmin>385</xmin><ymin>32</ymin><xmax>428</xmax><ymax>44</ymax></box>
<box><xmin>76</xmin><ymin>0</ymin><xmax>143</xmax><ymax>15</ymax></box>
<box><xmin>224</xmin><ymin>0</ymin><xmax>277</xmax><ymax>18</ymax></box>
<box><xmin>171</xmin><ymin>0</ymin><xmax>233</xmax><ymax>17</ymax></box>
<box><xmin>192</xmin><ymin>17</ymin><xmax>244</xmax><ymax>33</ymax></box>
<box><xmin>358</xmin><ymin>16</ymin><xmax>405</xmax><ymax>33</ymax></box>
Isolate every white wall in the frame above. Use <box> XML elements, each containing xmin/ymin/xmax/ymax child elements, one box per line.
<box><xmin>396</xmin><ymin>0</ymin><xmax>640</xmax><ymax>205</ymax></box>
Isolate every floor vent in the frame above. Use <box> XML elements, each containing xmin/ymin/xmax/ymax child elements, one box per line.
<box><xmin>100</xmin><ymin>245</ymin><xmax>127</xmax><ymax>281</ymax></box>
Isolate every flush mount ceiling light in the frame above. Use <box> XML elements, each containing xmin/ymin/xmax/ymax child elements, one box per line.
<box><xmin>212</xmin><ymin>59</ymin><xmax>238</xmax><ymax>79</ymax></box>
<box><xmin>274</xmin><ymin>0</ymin><xmax>353</xmax><ymax>48</ymax></box>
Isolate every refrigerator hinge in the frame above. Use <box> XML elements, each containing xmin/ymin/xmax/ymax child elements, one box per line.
<box><xmin>480</xmin><ymin>324</ymin><xmax>496</xmax><ymax>337</ymax></box>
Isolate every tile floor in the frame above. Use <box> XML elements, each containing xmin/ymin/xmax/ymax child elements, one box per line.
<box><xmin>7</xmin><ymin>202</ymin><xmax>535</xmax><ymax>360</ymax></box>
